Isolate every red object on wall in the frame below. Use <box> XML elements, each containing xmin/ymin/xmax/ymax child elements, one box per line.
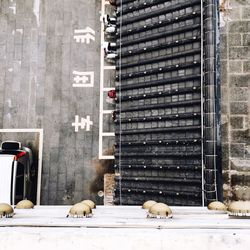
<box><xmin>108</xmin><ymin>90</ymin><xmax>116</xmax><ymax>99</ymax></box>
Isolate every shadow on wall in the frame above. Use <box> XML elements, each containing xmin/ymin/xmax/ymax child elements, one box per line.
<box><xmin>90</xmin><ymin>147</ymin><xmax>115</xmax><ymax>202</ymax></box>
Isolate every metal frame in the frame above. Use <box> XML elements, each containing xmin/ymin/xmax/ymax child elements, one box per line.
<box><xmin>202</xmin><ymin>0</ymin><xmax>222</xmax><ymax>204</ymax></box>
<box><xmin>98</xmin><ymin>0</ymin><xmax>115</xmax><ymax>160</ymax></box>
<box><xmin>200</xmin><ymin>0</ymin><xmax>205</xmax><ymax>206</ymax></box>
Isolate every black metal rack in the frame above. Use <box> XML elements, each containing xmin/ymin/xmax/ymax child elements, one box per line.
<box><xmin>115</xmin><ymin>0</ymin><xmax>221</xmax><ymax>206</ymax></box>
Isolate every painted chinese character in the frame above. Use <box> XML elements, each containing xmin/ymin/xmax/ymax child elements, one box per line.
<box><xmin>72</xmin><ymin>71</ymin><xmax>94</xmax><ymax>87</ymax></box>
<box><xmin>74</xmin><ymin>27</ymin><xmax>95</xmax><ymax>44</ymax></box>
<box><xmin>72</xmin><ymin>115</ymin><xmax>93</xmax><ymax>132</ymax></box>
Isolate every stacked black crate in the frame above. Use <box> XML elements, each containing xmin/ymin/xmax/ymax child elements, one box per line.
<box><xmin>115</xmin><ymin>0</ymin><xmax>203</xmax><ymax>206</ymax></box>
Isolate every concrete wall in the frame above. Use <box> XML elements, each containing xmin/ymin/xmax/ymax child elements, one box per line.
<box><xmin>0</xmin><ymin>0</ymin><xmax>103</xmax><ymax>205</ymax></box>
<box><xmin>220</xmin><ymin>0</ymin><xmax>250</xmax><ymax>202</ymax></box>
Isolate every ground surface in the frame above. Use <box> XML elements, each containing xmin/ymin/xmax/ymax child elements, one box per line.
<box><xmin>0</xmin><ymin>0</ymin><xmax>109</xmax><ymax>205</ymax></box>
<box><xmin>0</xmin><ymin>206</ymin><xmax>250</xmax><ymax>250</ymax></box>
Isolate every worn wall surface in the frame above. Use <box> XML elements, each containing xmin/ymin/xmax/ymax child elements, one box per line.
<box><xmin>220</xmin><ymin>0</ymin><xmax>250</xmax><ymax>201</ymax></box>
<box><xmin>0</xmin><ymin>0</ymin><xmax>103</xmax><ymax>204</ymax></box>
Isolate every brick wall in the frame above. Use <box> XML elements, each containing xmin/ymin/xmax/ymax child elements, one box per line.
<box><xmin>220</xmin><ymin>0</ymin><xmax>250</xmax><ymax>202</ymax></box>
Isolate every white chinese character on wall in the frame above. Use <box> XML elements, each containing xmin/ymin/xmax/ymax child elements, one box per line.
<box><xmin>72</xmin><ymin>71</ymin><xmax>94</xmax><ymax>87</ymax></box>
<box><xmin>72</xmin><ymin>115</ymin><xmax>93</xmax><ymax>132</ymax></box>
<box><xmin>74</xmin><ymin>27</ymin><xmax>95</xmax><ymax>44</ymax></box>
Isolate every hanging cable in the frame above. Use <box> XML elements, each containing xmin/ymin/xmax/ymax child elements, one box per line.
<box><xmin>118</xmin><ymin>0</ymin><xmax>123</xmax><ymax>205</ymax></box>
